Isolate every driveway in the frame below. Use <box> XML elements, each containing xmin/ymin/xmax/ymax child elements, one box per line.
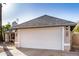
<box><xmin>17</xmin><ymin>48</ymin><xmax>79</xmax><ymax>56</ymax></box>
<box><xmin>0</xmin><ymin>43</ymin><xmax>26</xmax><ymax>56</ymax></box>
<box><xmin>0</xmin><ymin>43</ymin><xmax>79</xmax><ymax>56</ymax></box>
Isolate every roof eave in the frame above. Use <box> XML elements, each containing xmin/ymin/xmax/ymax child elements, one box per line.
<box><xmin>13</xmin><ymin>24</ymin><xmax>76</xmax><ymax>29</ymax></box>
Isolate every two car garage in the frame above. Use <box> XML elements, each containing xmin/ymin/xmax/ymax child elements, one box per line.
<box><xmin>16</xmin><ymin>27</ymin><xmax>64</xmax><ymax>50</ymax></box>
<box><xmin>14</xmin><ymin>15</ymin><xmax>76</xmax><ymax>51</ymax></box>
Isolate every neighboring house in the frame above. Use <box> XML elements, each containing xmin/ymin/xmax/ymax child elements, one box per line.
<box><xmin>13</xmin><ymin>15</ymin><xmax>76</xmax><ymax>51</ymax></box>
<box><xmin>5</xmin><ymin>21</ymin><xmax>17</xmax><ymax>43</ymax></box>
<box><xmin>5</xmin><ymin>29</ymin><xmax>15</xmax><ymax>42</ymax></box>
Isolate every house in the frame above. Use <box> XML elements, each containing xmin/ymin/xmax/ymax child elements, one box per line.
<box><xmin>5</xmin><ymin>21</ymin><xmax>17</xmax><ymax>43</ymax></box>
<box><xmin>5</xmin><ymin>29</ymin><xmax>15</xmax><ymax>43</ymax></box>
<box><xmin>13</xmin><ymin>15</ymin><xmax>76</xmax><ymax>51</ymax></box>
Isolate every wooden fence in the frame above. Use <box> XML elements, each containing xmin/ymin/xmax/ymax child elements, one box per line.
<box><xmin>71</xmin><ymin>32</ymin><xmax>79</xmax><ymax>50</ymax></box>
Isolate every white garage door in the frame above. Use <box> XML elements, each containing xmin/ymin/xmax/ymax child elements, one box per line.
<box><xmin>18</xmin><ymin>27</ymin><xmax>63</xmax><ymax>50</ymax></box>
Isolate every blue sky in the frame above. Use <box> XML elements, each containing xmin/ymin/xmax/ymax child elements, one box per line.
<box><xmin>2</xmin><ymin>3</ymin><xmax>79</xmax><ymax>25</ymax></box>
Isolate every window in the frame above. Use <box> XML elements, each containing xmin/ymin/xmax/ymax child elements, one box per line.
<box><xmin>66</xmin><ymin>26</ymin><xmax>69</xmax><ymax>30</ymax></box>
<box><xmin>11</xmin><ymin>33</ymin><xmax>15</xmax><ymax>39</ymax></box>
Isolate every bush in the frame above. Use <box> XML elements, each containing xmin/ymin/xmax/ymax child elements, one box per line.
<box><xmin>73</xmin><ymin>24</ymin><xmax>79</xmax><ymax>32</ymax></box>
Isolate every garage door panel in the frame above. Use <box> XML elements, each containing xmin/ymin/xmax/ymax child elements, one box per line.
<box><xmin>19</xmin><ymin>27</ymin><xmax>62</xmax><ymax>50</ymax></box>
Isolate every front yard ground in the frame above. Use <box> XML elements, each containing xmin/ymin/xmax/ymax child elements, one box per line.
<box><xmin>0</xmin><ymin>42</ymin><xmax>79</xmax><ymax>56</ymax></box>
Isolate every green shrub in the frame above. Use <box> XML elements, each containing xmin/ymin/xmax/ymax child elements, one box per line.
<box><xmin>73</xmin><ymin>24</ymin><xmax>79</xmax><ymax>32</ymax></box>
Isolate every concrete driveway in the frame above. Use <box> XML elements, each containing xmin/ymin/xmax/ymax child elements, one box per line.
<box><xmin>0</xmin><ymin>43</ymin><xmax>79</xmax><ymax>56</ymax></box>
<box><xmin>17</xmin><ymin>48</ymin><xmax>79</xmax><ymax>56</ymax></box>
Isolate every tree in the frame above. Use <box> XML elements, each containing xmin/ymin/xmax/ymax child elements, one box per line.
<box><xmin>5</xmin><ymin>23</ymin><xmax>11</xmax><ymax>30</ymax></box>
<box><xmin>2</xmin><ymin>23</ymin><xmax>11</xmax><ymax>32</ymax></box>
<box><xmin>73</xmin><ymin>24</ymin><xmax>79</xmax><ymax>32</ymax></box>
<box><xmin>1</xmin><ymin>23</ymin><xmax>11</xmax><ymax>41</ymax></box>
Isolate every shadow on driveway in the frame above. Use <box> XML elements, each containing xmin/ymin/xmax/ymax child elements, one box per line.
<box><xmin>3</xmin><ymin>43</ymin><xmax>13</xmax><ymax>56</ymax></box>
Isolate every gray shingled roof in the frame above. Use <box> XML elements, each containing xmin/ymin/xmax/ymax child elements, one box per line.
<box><xmin>13</xmin><ymin>15</ymin><xmax>76</xmax><ymax>29</ymax></box>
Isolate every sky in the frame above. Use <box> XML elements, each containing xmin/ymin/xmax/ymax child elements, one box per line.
<box><xmin>2</xmin><ymin>3</ymin><xmax>79</xmax><ymax>25</ymax></box>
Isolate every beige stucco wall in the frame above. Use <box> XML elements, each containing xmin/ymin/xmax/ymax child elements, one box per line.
<box><xmin>15</xmin><ymin>30</ymin><xmax>21</xmax><ymax>47</ymax></box>
<box><xmin>64</xmin><ymin>26</ymin><xmax>71</xmax><ymax>51</ymax></box>
<box><xmin>5</xmin><ymin>33</ymin><xmax>9</xmax><ymax>42</ymax></box>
